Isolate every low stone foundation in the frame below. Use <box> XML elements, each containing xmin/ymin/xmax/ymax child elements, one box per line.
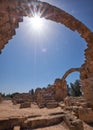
<box><xmin>20</xmin><ymin>102</ymin><xmax>31</xmax><ymax>108</ymax></box>
<box><xmin>64</xmin><ymin>96</ymin><xmax>93</xmax><ymax>123</ymax></box>
<box><xmin>46</xmin><ymin>101</ymin><xmax>58</xmax><ymax>109</ymax></box>
<box><xmin>64</xmin><ymin>114</ymin><xmax>84</xmax><ymax>130</ymax></box>
<box><xmin>79</xmin><ymin>107</ymin><xmax>93</xmax><ymax>123</ymax></box>
<box><xmin>0</xmin><ymin>111</ymin><xmax>84</xmax><ymax>130</ymax></box>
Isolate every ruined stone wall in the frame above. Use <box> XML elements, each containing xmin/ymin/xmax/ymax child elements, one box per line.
<box><xmin>0</xmin><ymin>0</ymin><xmax>93</xmax><ymax>105</ymax></box>
<box><xmin>54</xmin><ymin>79</ymin><xmax>67</xmax><ymax>101</ymax></box>
<box><xmin>0</xmin><ymin>0</ymin><xmax>23</xmax><ymax>52</ymax></box>
<box><xmin>12</xmin><ymin>93</ymin><xmax>34</xmax><ymax>105</ymax></box>
<box><xmin>0</xmin><ymin>95</ymin><xmax>2</xmax><ymax>103</ymax></box>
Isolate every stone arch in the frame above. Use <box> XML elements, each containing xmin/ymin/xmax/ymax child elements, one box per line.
<box><xmin>61</xmin><ymin>68</ymin><xmax>81</xmax><ymax>82</ymax></box>
<box><xmin>61</xmin><ymin>68</ymin><xmax>81</xmax><ymax>96</ymax></box>
<box><xmin>0</xmin><ymin>0</ymin><xmax>93</xmax><ymax>104</ymax></box>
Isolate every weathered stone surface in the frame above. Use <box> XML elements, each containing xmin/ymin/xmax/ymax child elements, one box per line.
<box><xmin>54</xmin><ymin>79</ymin><xmax>67</xmax><ymax>101</ymax></box>
<box><xmin>35</xmin><ymin>89</ymin><xmax>45</xmax><ymax>108</ymax></box>
<box><xmin>12</xmin><ymin>93</ymin><xmax>34</xmax><ymax>105</ymax></box>
<box><xmin>63</xmin><ymin>96</ymin><xmax>93</xmax><ymax>123</ymax></box>
<box><xmin>0</xmin><ymin>0</ymin><xmax>93</xmax><ymax>110</ymax></box>
<box><xmin>64</xmin><ymin>97</ymin><xmax>86</xmax><ymax>107</ymax></box>
<box><xmin>13</xmin><ymin>126</ymin><xmax>20</xmax><ymax>130</ymax></box>
<box><xmin>0</xmin><ymin>113</ymin><xmax>64</xmax><ymax>130</ymax></box>
<box><xmin>23</xmin><ymin>115</ymin><xmax>63</xmax><ymax>129</ymax></box>
<box><xmin>20</xmin><ymin>102</ymin><xmax>31</xmax><ymax>108</ymax></box>
<box><xmin>46</xmin><ymin>101</ymin><xmax>58</xmax><ymax>109</ymax></box>
<box><xmin>78</xmin><ymin>107</ymin><xmax>93</xmax><ymax>123</ymax></box>
<box><xmin>34</xmin><ymin>80</ymin><xmax>67</xmax><ymax>108</ymax></box>
<box><xmin>0</xmin><ymin>94</ymin><xmax>2</xmax><ymax>103</ymax></box>
<box><xmin>62</xmin><ymin>68</ymin><xmax>81</xmax><ymax>81</ymax></box>
<box><xmin>0</xmin><ymin>118</ymin><xmax>23</xmax><ymax>130</ymax></box>
<box><xmin>64</xmin><ymin>114</ymin><xmax>84</xmax><ymax>130</ymax></box>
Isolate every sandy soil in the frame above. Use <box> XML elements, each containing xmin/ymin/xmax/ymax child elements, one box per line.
<box><xmin>0</xmin><ymin>100</ymin><xmax>62</xmax><ymax>119</ymax></box>
<box><xmin>0</xmin><ymin>100</ymin><xmax>93</xmax><ymax>130</ymax></box>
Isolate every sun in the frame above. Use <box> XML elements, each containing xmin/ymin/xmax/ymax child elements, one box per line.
<box><xmin>31</xmin><ymin>15</ymin><xmax>44</xmax><ymax>30</ymax></box>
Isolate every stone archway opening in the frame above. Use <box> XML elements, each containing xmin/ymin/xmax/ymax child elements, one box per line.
<box><xmin>66</xmin><ymin>71</ymin><xmax>82</xmax><ymax>96</ymax></box>
<box><xmin>66</xmin><ymin>71</ymin><xmax>80</xmax><ymax>84</ymax></box>
<box><xmin>0</xmin><ymin>0</ymin><xmax>93</xmax><ymax>105</ymax></box>
<box><xmin>60</xmin><ymin>68</ymin><xmax>82</xmax><ymax>97</ymax></box>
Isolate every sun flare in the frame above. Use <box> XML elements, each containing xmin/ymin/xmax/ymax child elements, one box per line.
<box><xmin>31</xmin><ymin>15</ymin><xmax>44</xmax><ymax>30</ymax></box>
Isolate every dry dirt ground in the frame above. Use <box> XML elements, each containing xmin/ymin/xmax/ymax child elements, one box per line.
<box><xmin>0</xmin><ymin>100</ymin><xmax>63</xmax><ymax>119</ymax></box>
<box><xmin>0</xmin><ymin>100</ymin><xmax>93</xmax><ymax>130</ymax></box>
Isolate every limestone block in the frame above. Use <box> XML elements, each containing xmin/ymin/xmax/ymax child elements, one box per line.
<box><xmin>79</xmin><ymin>107</ymin><xmax>93</xmax><ymax>123</ymax></box>
<box><xmin>64</xmin><ymin>115</ymin><xmax>84</xmax><ymax>130</ymax></box>
<box><xmin>0</xmin><ymin>95</ymin><xmax>2</xmax><ymax>103</ymax></box>
<box><xmin>38</xmin><ymin>102</ymin><xmax>45</xmax><ymax>108</ymax></box>
<box><xmin>20</xmin><ymin>102</ymin><xmax>31</xmax><ymax>108</ymax></box>
<box><xmin>13</xmin><ymin>126</ymin><xmax>20</xmax><ymax>130</ymax></box>
<box><xmin>46</xmin><ymin>101</ymin><xmax>58</xmax><ymax>109</ymax></box>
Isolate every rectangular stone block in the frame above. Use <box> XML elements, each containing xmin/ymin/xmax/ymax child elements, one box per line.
<box><xmin>13</xmin><ymin>126</ymin><xmax>20</xmax><ymax>130</ymax></box>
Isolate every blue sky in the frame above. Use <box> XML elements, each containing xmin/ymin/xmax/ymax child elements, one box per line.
<box><xmin>0</xmin><ymin>0</ymin><xmax>93</xmax><ymax>94</ymax></box>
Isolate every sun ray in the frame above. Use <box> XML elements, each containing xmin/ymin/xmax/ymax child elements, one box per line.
<box><xmin>30</xmin><ymin>14</ymin><xmax>44</xmax><ymax>30</ymax></box>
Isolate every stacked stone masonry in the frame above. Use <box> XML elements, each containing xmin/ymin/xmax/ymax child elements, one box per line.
<box><xmin>0</xmin><ymin>0</ymin><xmax>93</xmax><ymax>105</ymax></box>
<box><xmin>64</xmin><ymin>96</ymin><xmax>93</xmax><ymax>123</ymax></box>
